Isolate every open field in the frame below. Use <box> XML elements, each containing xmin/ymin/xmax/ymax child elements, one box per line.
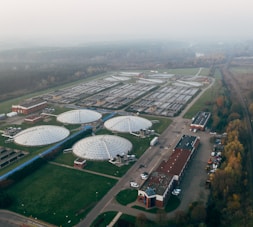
<box><xmin>230</xmin><ymin>66</ymin><xmax>253</xmax><ymax>102</ymax></box>
<box><xmin>162</xmin><ymin>67</ymin><xmax>209</xmax><ymax>76</ymax></box>
<box><xmin>184</xmin><ymin>69</ymin><xmax>222</xmax><ymax>119</ymax></box>
<box><xmin>230</xmin><ymin>66</ymin><xmax>253</xmax><ymax>74</ymax></box>
<box><xmin>6</xmin><ymin>163</ymin><xmax>117</xmax><ymax>227</ymax></box>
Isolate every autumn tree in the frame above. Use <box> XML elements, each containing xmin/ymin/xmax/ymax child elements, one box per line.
<box><xmin>249</xmin><ymin>103</ymin><xmax>253</xmax><ymax>116</ymax></box>
<box><xmin>156</xmin><ymin>209</ymin><xmax>167</xmax><ymax>227</ymax></box>
<box><xmin>173</xmin><ymin>210</ymin><xmax>188</xmax><ymax>226</ymax></box>
<box><xmin>216</xmin><ymin>96</ymin><xmax>224</xmax><ymax>108</ymax></box>
<box><xmin>190</xmin><ymin>203</ymin><xmax>207</xmax><ymax>224</ymax></box>
<box><xmin>135</xmin><ymin>213</ymin><xmax>148</xmax><ymax>227</ymax></box>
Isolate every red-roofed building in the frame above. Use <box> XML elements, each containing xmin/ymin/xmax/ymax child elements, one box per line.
<box><xmin>12</xmin><ymin>99</ymin><xmax>47</xmax><ymax>115</ymax></box>
<box><xmin>138</xmin><ymin>135</ymin><xmax>200</xmax><ymax>208</ymax></box>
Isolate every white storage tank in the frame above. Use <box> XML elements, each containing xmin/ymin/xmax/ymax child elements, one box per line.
<box><xmin>7</xmin><ymin>112</ymin><xmax>17</xmax><ymax>117</ymax></box>
<box><xmin>150</xmin><ymin>136</ymin><xmax>158</xmax><ymax>146</ymax></box>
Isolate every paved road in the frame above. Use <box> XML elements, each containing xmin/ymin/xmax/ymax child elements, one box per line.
<box><xmin>0</xmin><ymin>209</ymin><xmax>56</xmax><ymax>227</ymax></box>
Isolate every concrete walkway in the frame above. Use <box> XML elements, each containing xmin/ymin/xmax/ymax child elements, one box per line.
<box><xmin>107</xmin><ymin>212</ymin><xmax>122</xmax><ymax>227</ymax></box>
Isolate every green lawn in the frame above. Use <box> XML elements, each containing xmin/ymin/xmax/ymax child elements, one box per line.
<box><xmin>165</xmin><ymin>195</ymin><xmax>181</xmax><ymax>212</ymax></box>
<box><xmin>157</xmin><ymin>67</ymin><xmax>208</xmax><ymax>76</ymax></box>
<box><xmin>116</xmin><ymin>189</ymin><xmax>138</xmax><ymax>205</ymax></box>
<box><xmin>184</xmin><ymin>70</ymin><xmax>222</xmax><ymax>119</ymax></box>
<box><xmin>140</xmin><ymin>115</ymin><xmax>172</xmax><ymax>134</ymax></box>
<box><xmin>6</xmin><ymin>163</ymin><xmax>117</xmax><ymax>227</ymax></box>
<box><xmin>91</xmin><ymin>211</ymin><xmax>118</xmax><ymax>227</ymax></box>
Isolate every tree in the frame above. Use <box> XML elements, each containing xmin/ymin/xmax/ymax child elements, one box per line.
<box><xmin>211</xmin><ymin>114</ymin><xmax>220</xmax><ymax>129</ymax></box>
<box><xmin>135</xmin><ymin>213</ymin><xmax>147</xmax><ymax>227</ymax></box>
<box><xmin>174</xmin><ymin>210</ymin><xmax>188</xmax><ymax>226</ymax></box>
<box><xmin>228</xmin><ymin>112</ymin><xmax>241</xmax><ymax>122</ymax></box>
<box><xmin>216</xmin><ymin>96</ymin><xmax>224</xmax><ymax>108</ymax></box>
<box><xmin>249</xmin><ymin>103</ymin><xmax>253</xmax><ymax>116</ymax></box>
<box><xmin>190</xmin><ymin>204</ymin><xmax>207</xmax><ymax>224</ymax></box>
<box><xmin>156</xmin><ymin>209</ymin><xmax>167</xmax><ymax>227</ymax></box>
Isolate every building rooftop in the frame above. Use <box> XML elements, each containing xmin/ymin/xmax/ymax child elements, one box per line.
<box><xmin>191</xmin><ymin>111</ymin><xmax>211</xmax><ymax>127</ymax></box>
<box><xmin>174</xmin><ymin>134</ymin><xmax>198</xmax><ymax>151</ymax></box>
<box><xmin>15</xmin><ymin>99</ymin><xmax>46</xmax><ymax>108</ymax></box>
<box><xmin>139</xmin><ymin>134</ymin><xmax>199</xmax><ymax>196</ymax></box>
<box><xmin>157</xmin><ymin>150</ymin><xmax>191</xmax><ymax>176</ymax></box>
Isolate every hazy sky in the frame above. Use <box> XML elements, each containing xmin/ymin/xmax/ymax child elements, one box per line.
<box><xmin>0</xmin><ymin>0</ymin><xmax>252</xmax><ymax>45</ymax></box>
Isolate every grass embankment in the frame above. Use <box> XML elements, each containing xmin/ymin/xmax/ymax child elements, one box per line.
<box><xmin>6</xmin><ymin>163</ymin><xmax>117</xmax><ymax>227</ymax></box>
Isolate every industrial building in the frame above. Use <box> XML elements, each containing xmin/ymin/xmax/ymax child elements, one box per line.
<box><xmin>12</xmin><ymin>99</ymin><xmax>47</xmax><ymax>115</ymax></box>
<box><xmin>0</xmin><ymin>147</ymin><xmax>27</xmax><ymax>169</ymax></box>
<box><xmin>138</xmin><ymin>134</ymin><xmax>200</xmax><ymax>208</ymax></box>
<box><xmin>74</xmin><ymin>158</ymin><xmax>87</xmax><ymax>169</ymax></box>
<box><xmin>190</xmin><ymin>111</ymin><xmax>211</xmax><ymax>131</ymax></box>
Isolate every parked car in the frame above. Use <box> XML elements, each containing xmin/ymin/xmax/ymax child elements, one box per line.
<box><xmin>140</xmin><ymin>172</ymin><xmax>149</xmax><ymax>180</ymax></box>
<box><xmin>130</xmin><ymin>181</ymin><xmax>139</xmax><ymax>188</ymax></box>
<box><xmin>172</xmin><ymin>188</ymin><xmax>181</xmax><ymax>196</ymax></box>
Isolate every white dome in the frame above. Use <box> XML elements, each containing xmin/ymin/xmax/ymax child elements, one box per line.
<box><xmin>73</xmin><ymin>135</ymin><xmax>132</xmax><ymax>160</ymax></box>
<box><xmin>104</xmin><ymin>116</ymin><xmax>152</xmax><ymax>133</ymax></box>
<box><xmin>57</xmin><ymin>109</ymin><xmax>102</xmax><ymax>124</ymax></box>
<box><xmin>14</xmin><ymin>125</ymin><xmax>69</xmax><ymax>146</ymax></box>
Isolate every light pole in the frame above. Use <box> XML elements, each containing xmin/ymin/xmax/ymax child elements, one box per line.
<box><xmin>96</xmin><ymin>191</ymin><xmax>98</xmax><ymax>203</ymax></box>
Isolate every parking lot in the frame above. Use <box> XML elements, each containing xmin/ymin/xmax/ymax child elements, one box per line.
<box><xmin>177</xmin><ymin>130</ymin><xmax>212</xmax><ymax>209</ymax></box>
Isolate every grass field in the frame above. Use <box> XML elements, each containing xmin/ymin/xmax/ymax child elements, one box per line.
<box><xmin>230</xmin><ymin>66</ymin><xmax>253</xmax><ymax>74</ymax></box>
<box><xmin>116</xmin><ymin>189</ymin><xmax>138</xmax><ymax>205</ymax></box>
<box><xmin>91</xmin><ymin>211</ymin><xmax>118</xmax><ymax>227</ymax></box>
<box><xmin>163</xmin><ymin>67</ymin><xmax>209</xmax><ymax>76</ymax></box>
<box><xmin>6</xmin><ymin>163</ymin><xmax>117</xmax><ymax>227</ymax></box>
<box><xmin>184</xmin><ymin>69</ymin><xmax>222</xmax><ymax>119</ymax></box>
